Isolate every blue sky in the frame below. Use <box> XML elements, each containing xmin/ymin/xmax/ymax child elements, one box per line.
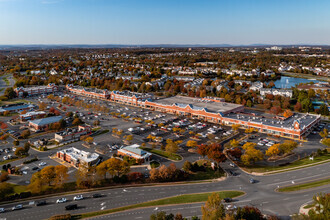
<box><xmin>0</xmin><ymin>0</ymin><xmax>329</xmax><ymax>45</ymax></box>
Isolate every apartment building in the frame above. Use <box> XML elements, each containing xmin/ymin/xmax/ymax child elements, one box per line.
<box><xmin>15</xmin><ymin>83</ymin><xmax>58</xmax><ymax>97</ymax></box>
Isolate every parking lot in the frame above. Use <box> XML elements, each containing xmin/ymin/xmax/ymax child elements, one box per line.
<box><xmin>0</xmin><ymin>91</ymin><xmax>328</xmax><ymax>187</ymax></box>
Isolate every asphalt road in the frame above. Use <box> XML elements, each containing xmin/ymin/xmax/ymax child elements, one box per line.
<box><xmin>0</xmin><ymin>74</ymin><xmax>15</xmax><ymax>95</ymax></box>
<box><xmin>1</xmin><ymin>161</ymin><xmax>329</xmax><ymax>220</ymax></box>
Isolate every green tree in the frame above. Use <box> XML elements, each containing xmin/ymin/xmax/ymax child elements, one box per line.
<box><xmin>0</xmin><ymin>182</ymin><xmax>14</xmax><ymax>198</ymax></box>
<box><xmin>182</xmin><ymin>161</ymin><xmax>192</xmax><ymax>172</ymax></box>
<box><xmin>319</xmin><ymin>104</ymin><xmax>329</xmax><ymax>116</ymax></box>
<box><xmin>279</xmin><ymin>140</ymin><xmax>298</xmax><ymax>154</ymax></box>
<box><xmin>21</xmin><ymin>129</ymin><xmax>30</xmax><ymax>139</ymax></box>
<box><xmin>4</xmin><ymin>87</ymin><xmax>16</xmax><ymax>99</ymax></box>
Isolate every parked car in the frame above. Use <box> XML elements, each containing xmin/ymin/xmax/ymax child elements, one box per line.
<box><xmin>39</xmin><ymin>162</ymin><xmax>47</xmax><ymax>166</ymax></box>
<box><xmin>229</xmin><ymin>163</ymin><xmax>235</xmax><ymax>167</ymax></box>
<box><xmin>226</xmin><ymin>204</ymin><xmax>237</xmax><ymax>210</ymax></box>
<box><xmin>12</xmin><ymin>204</ymin><xmax>23</xmax><ymax>211</ymax></box>
<box><xmin>0</xmin><ymin>208</ymin><xmax>5</xmax><ymax>213</ymax></box>
<box><xmin>65</xmin><ymin>204</ymin><xmax>78</xmax><ymax>210</ymax></box>
<box><xmin>56</xmin><ymin>198</ymin><xmax>67</xmax><ymax>203</ymax></box>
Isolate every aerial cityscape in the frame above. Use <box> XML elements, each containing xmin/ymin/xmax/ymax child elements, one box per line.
<box><xmin>0</xmin><ymin>0</ymin><xmax>329</xmax><ymax>220</ymax></box>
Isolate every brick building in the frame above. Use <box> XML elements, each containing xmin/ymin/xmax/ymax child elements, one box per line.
<box><xmin>29</xmin><ymin>116</ymin><xmax>62</xmax><ymax>131</ymax></box>
<box><xmin>57</xmin><ymin>147</ymin><xmax>100</xmax><ymax>168</ymax></box>
<box><xmin>19</xmin><ymin>111</ymin><xmax>46</xmax><ymax>122</ymax></box>
<box><xmin>66</xmin><ymin>84</ymin><xmax>110</xmax><ymax>99</ymax></box>
<box><xmin>55</xmin><ymin>125</ymin><xmax>92</xmax><ymax>143</ymax></box>
<box><xmin>14</xmin><ymin>83</ymin><xmax>58</xmax><ymax>97</ymax></box>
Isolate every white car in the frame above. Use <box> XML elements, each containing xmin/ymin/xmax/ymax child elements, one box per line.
<box><xmin>3</xmin><ymin>156</ymin><xmax>8</xmax><ymax>160</ymax></box>
<box><xmin>0</xmin><ymin>208</ymin><xmax>5</xmax><ymax>213</ymax></box>
<box><xmin>39</xmin><ymin>162</ymin><xmax>47</xmax><ymax>166</ymax></box>
<box><xmin>266</xmin><ymin>143</ymin><xmax>272</xmax><ymax>147</ymax></box>
<box><xmin>229</xmin><ymin>163</ymin><xmax>235</xmax><ymax>167</ymax></box>
<box><xmin>56</xmin><ymin>198</ymin><xmax>67</xmax><ymax>203</ymax></box>
<box><xmin>73</xmin><ymin>195</ymin><xmax>84</xmax><ymax>201</ymax></box>
<box><xmin>226</xmin><ymin>204</ymin><xmax>237</xmax><ymax>211</ymax></box>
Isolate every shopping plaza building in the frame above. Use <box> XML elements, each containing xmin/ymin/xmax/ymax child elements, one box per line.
<box><xmin>66</xmin><ymin>85</ymin><xmax>321</xmax><ymax>140</ymax></box>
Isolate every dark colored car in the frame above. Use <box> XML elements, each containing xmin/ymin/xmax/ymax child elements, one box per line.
<box><xmin>65</xmin><ymin>204</ymin><xmax>78</xmax><ymax>210</ymax></box>
<box><xmin>223</xmin><ymin>198</ymin><xmax>232</xmax><ymax>203</ymax></box>
<box><xmin>32</xmin><ymin>167</ymin><xmax>39</xmax><ymax>171</ymax></box>
<box><xmin>92</xmin><ymin>193</ymin><xmax>102</xmax><ymax>198</ymax></box>
<box><xmin>36</xmin><ymin>200</ymin><xmax>47</xmax><ymax>206</ymax></box>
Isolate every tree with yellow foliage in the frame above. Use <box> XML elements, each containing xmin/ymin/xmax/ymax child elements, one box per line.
<box><xmin>230</xmin><ymin>139</ymin><xmax>240</xmax><ymax>148</ymax></box>
<box><xmin>201</xmin><ymin>192</ymin><xmax>226</xmax><ymax>220</ymax></box>
<box><xmin>231</xmin><ymin>124</ymin><xmax>241</xmax><ymax>131</ymax></box>
<box><xmin>186</xmin><ymin>140</ymin><xmax>198</xmax><ymax>148</ymax></box>
<box><xmin>241</xmin><ymin>143</ymin><xmax>264</xmax><ymax>165</ymax></box>
<box><xmin>266</xmin><ymin>144</ymin><xmax>280</xmax><ymax>157</ymax></box>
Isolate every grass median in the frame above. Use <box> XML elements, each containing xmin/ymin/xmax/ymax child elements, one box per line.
<box><xmin>243</xmin><ymin>153</ymin><xmax>330</xmax><ymax>173</ymax></box>
<box><xmin>278</xmin><ymin>178</ymin><xmax>330</xmax><ymax>192</ymax></box>
<box><xmin>74</xmin><ymin>190</ymin><xmax>244</xmax><ymax>219</ymax></box>
<box><xmin>140</xmin><ymin>147</ymin><xmax>182</xmax><ymax>161</ymax></box>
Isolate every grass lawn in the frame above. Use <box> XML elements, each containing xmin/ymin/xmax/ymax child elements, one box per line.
<box><xmin>150</xmin><ymin>161</ymin><xmax>160</xmax><ymax>168</ymax></box>
<box><xmin>140</xmin><ymin>147</ymin><xmax>182</xmax><ymax>161</ymax></box>
<box><xmin>278</xmin><ymin>178</ymin><xmax>330</xmax><ymax>192</ymax></box>
<box><xmin>303</xmin><ymin>204</ymin><xmax>315</xmax><ymax>209</ymax></box>
<box><xmin>74</xmin><ymin>191</ymin><xmax>244</xmax><ymax>219</ymax></box>
<box><xmin>0</xmin><ymin>157</ymin><xmax>23</xmax><ymax>165</ymax></box>
<box><xmin>12</xmin><ymin>184</ymin><xmax>28</xmax><ymax>194</ymax></box>
<box><xmin>243</xmin><ymin>153</ymin><xmax>330</xmax><ymax>173</ymax></box>
<box><xmin>188</xmin><ymin>169</ymin><xmax>224</xmax><ymax>181</ymax></box>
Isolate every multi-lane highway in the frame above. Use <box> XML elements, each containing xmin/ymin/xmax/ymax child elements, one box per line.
<box><xmin>1</xmin><ymin>161</ymin><xmax>329</xmax><ymax>220</ymax></box>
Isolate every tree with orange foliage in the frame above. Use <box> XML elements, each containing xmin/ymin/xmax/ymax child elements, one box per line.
<box><xmin>283</xmin><ymin>109</ymin><xmax>293</xmax><ymax>118</ymax></box>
